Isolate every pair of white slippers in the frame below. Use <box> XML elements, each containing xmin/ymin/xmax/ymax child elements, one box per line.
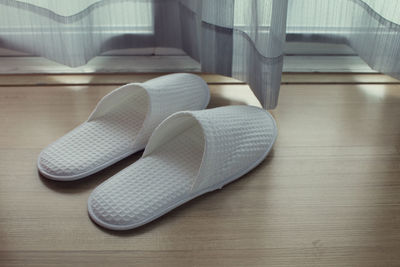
<box><xmin>38</xmin><ymin>73</ymin><xmax>277</xmax><ymax>231</ymax></box>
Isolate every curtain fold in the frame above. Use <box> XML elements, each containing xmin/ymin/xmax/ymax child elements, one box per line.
<box><xmin>0</xmin><ymin>0</ymin><xmax>399</xmax><ymax>109</ymax></box>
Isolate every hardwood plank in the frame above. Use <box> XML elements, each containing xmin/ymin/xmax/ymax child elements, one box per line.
<box><xmin>283</xmin><ymin>56</ymin><xmax>376</xmax><ymax>73</ymax></box>
<box><xmin>0</xmin><ymin>73</ymin><xmax>243</xmax><ymax>87</ymax></box>
<box><xmin>282</xmin><ymin>73</ymin><xmax>400</xmax><ymax>84</ymax></box>
<box><xmin>1</xmin><ymin>247</ymin><xmax>400</xmax><ymax>267</ymax></box>
<box><xmin>0</xmin><ymin>75</ymin><xmax>400</xmax><ymax>266</ymax></box>
<box><xmin>0</xmin><ymin>73</ymin><xmax>398</xmax><ymax>87</ymax></box>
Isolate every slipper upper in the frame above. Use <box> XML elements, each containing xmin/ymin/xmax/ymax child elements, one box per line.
<box><xmin>38</xmin><ymin>73</ymin><xmax>210</xmax><ymax>180</ymax></box>
<box><xmin>88</xmin><ymin>73</ymin><xmax>210</xmax><ymax>149</ymax></box>
<box><xmin>143</xmin><ymin>105</ymin><xmax>277</xmax><ymax>192</ymax></box>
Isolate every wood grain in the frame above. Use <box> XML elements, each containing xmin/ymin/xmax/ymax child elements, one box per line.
<box><xmin>0</xmin><ymin>75</ymin><xmax>400</xmax><ymax>266</ymax></box>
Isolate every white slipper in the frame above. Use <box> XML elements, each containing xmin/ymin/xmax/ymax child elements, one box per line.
<box><xmin>88</xmin><ymin>105</ymin><xmax>277</xmax><ymax>230</ymax></box>
<box><xmin>38</xmin><ymin>73</ymin><xmax>210</xmax><ymax>181</ymax></box>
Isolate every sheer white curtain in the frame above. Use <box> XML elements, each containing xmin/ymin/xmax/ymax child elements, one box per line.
<box><xmin>0</xmin><ymin>0</ymin><xmax>399</xmax><ymax>109</ymax></box>
<box><xmin>286</xmin><ymin>0</ymin><xmax>400</xmax><ymax>78</ymax></box>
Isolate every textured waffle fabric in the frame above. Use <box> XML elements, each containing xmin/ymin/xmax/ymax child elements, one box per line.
<box><xmin>88</xmin><ymin>105</ymin><xmax>277</xmax><ymax>230</ymax></box>
<box><xmin>37</xmin><ymin>73</ymin><xmax>210</xmax><ymax>180</ymax></box>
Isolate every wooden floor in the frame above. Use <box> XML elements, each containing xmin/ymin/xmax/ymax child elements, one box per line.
<box><xmin>0</xmin><ymin>73</ymin><xmax>400</xmax><ymax>266</ymax></box>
